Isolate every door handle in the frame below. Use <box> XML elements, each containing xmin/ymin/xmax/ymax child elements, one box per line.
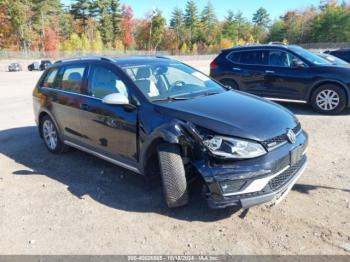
<box><xmin>265</xmin><ymin>70</ymin><xmax>275</xmax><ymax>74</ymax></box>
<box><xmin>80</xmin><ymin>103</ymin><xmax>90</xmax><ymax>111</ymax></box>
<box><xmin>233</xmin><ymin>67</ymin><xmax>241</xmax><ymax>71</ymax></box>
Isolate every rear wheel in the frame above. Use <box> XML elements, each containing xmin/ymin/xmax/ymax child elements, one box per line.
<box><xmin>220</xmin><ymin>79</ymin><xmax>239</xmax><ymax>90</ymax></box>
<box><xmin>157</xmin><ymin>143</ymin><xmax>188</xmax><ymax>208</ymax></box>
<box><xmin>41</xmin><ymin>115</ymin><xmax>68</xmax><ymax>153</ymax></box>
<box><xmin>311</xmin><ymin>84</ymin><xmax>346</xmax><ymax>114</ymax></box>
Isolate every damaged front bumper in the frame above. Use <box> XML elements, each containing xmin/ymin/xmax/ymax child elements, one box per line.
<box><xmin>193</xmin><ymin>130</ymin><xmax>308</xmax><ymax>209</ymax></box>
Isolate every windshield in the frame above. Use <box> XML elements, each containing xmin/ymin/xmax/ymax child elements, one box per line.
<box><xmin>121</xmin><ymin>62</ymin><xmax>226</xmax><ymax>102</ymax></box>
<box><xmin>289</xmin><ymin>46</ymin><xmax>332</xmax><ymax>65</ymax></box>
<box><xmin>318</xmin><ymin>53</ymin><xmax>349</xmax><ymax>66</ymax></box>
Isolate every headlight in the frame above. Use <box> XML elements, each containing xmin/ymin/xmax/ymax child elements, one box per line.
<box><xmin>203</xmin><ymin>136</ymin><xmax>266</xmax><ymax>159</ymax></box>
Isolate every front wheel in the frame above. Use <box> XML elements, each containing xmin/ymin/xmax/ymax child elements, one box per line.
<box><xmin>311</xmin><ymin>85</ymin><xmax>346</xmax><ymax>114</ymax></box>
<box><xmin>157</xmin><ymin>143</ymin><xmax>188</xmax><ymax>208</ymax></box>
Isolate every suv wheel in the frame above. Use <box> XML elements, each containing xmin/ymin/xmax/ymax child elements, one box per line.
<box><xmin>311</xmin><ymin>84</ymin><xmax>346</xmax><ymax>114</ymax></box>
<box><xmin>220</xmin><ymin>79</ymin><xmax>238</xmax><ymax>90</ymax></box>
<box><xmin>157</xmin><ymin>143</ymin><xmax>189</xmax><ymax>208</ymax></box>
<box><xmin>41</xmin><ymin>116</ymin><xmax>67</xmax><ymax>153</ymax></box>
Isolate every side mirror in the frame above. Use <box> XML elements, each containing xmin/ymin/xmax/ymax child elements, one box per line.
<box><xmin>102</xmin><ymin>93</ymin><xmax>129</xmax><ymax>105</ymax></box>
<box><xmin>291</xmin><ymin>60</ymin><xmax>306</xmax><ymax>69</ymax></box>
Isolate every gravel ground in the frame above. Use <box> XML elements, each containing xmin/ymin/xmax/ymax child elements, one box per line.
<box><xmin>0</xmin><ymin>61</ymin><xmax>349</xmax><ymax>255</ymax></box>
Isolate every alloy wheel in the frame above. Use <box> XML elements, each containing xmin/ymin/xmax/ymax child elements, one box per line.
<box><xmin>316</xmin><ymin>89</ymin><xmax>340</xmax><ymax>111</ymax></box>
<box><xmin>43</xmin><ymin>119</ymin><xmax>58</xmax><ymax>150</ymax></box>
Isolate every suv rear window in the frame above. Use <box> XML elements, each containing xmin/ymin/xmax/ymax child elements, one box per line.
<box><xmin>228</xmin><ymin>50</ymin><xmax>267</xmax><ymax>65</ymax></box>
<box><xmin>42</xmin><ymin>68</ymin><xmax>59</xmax><ymax>88</ymax></box>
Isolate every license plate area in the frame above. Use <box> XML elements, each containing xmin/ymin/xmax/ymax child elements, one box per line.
<box><xmin>290</xmin><ymin>145</ymin><xmax>303</xmax><ymax>166</ymax></box>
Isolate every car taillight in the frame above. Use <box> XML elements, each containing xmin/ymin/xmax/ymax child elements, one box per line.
<box><xmin>210</xmin><ymin>60</ymin><xmax>218</xmax><ymax>70</ymax></box>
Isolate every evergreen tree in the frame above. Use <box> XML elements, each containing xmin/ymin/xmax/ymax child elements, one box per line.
<box><xmin>70</xmin><ymin>0</ymin><xmax>94</xmax><ymax>30</ymax></box>
<box><xmin>184</xmin><ymin>0</ymin><xmax>199</xmax><ymax>47</ymax></box>
<box><xmin>111</xmin><ymin>0</ymin><xmax>122</xmax><ymax>38</ymax></box>
<box><xmin>97</xmin><ymin>0</ymin><xmax>113</xmax><ymax>46</ymax></box>
<box><xmin>252</xmin><ymin>7</ymin><xmax>270</xmax><ymax>28</ymax></box>
<box><xmin>200</xmin><ymin>1</ymin><xmax>218</xmax><ymax>45</ymax></box>
<box><xmin>170</xmin><ymin>7</ymin><xmax>185</xmax><ymax>48</ymax></box>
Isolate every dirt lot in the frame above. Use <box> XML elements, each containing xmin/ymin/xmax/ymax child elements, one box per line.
<box><xmin>0</xmin><ymin>61</ymin><xmax>349</xmax><ymax>255</ymax></box>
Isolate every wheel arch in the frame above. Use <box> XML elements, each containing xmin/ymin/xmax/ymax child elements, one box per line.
<box><xmin>38</xmin><ymin>110</ymin><xmax>62</xmax><ymax>139</ymax></box>
<box><xmin>139</xmin><ymin>120</ymin><xmax>200</xmax><ymax>176</ymax></box>
<box><xmin>308</xmin><ymin>80</ymin><xmax>349</xmax><ymax>105</ymax></box>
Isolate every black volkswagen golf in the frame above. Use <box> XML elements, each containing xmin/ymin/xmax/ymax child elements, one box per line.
<box><xmin>33</xmin><ymin>56</ymin><xmax>308</xmax><ymax>209</ymax></box>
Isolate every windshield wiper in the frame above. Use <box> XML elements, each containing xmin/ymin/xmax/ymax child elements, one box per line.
<box><xmin>152</xmin><ymin>96</ymin><xmax>190</xmax><ymax>102</ymax></box>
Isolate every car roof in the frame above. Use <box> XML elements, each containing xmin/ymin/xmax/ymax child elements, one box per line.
<box><xmin>53</xmin><ymin>56</ymin><xmax>173</xmax><ymax>67</ymax></box>
<box><xmin>222</xmin><ymin>44</ymin><xmax>301</xmax><ymax>52</ymax></box>
<box><xmin>113</xmin><ymin>56</ymin><xmax>172</xmax><ymax>66</ymax></box>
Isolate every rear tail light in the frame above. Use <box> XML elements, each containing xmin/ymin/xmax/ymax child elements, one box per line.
<box><xmin>210</xmin><ymin>60</ymin><xmax>218</xmax><ymax>70</ymax></box>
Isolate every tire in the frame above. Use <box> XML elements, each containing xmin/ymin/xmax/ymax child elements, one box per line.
<box><xmin>157</xmin><ymin>143</ymin><xmax>189</xmax><ymax>208</ymax></box>
<box><xmin>311</xmin><ymin>84</ymin><xmax>347</xmax><ymax>114</ymax></box>
<box><xmin>41</xmin><ymin>115</ymin><xmax>68</xmax><ymax>153</ymax></box>
<box><xmin>220</xmin><ymin>79</ymin><xmax>239</xmax><ymax>90</ymax></box>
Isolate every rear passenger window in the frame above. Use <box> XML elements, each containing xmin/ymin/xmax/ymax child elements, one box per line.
<box><xmin>60</xmin><ymin>66</ymin><xmax>86</xmax><ymax>94</ymax></box>
<box><xmin>228</xmin><ymin>51</ymin><xmax>266</xmax><ymax>65</ymax></box>
<box><xmin>42</xmin><ymin>68</ymin><xmax>58</xmax><ymax>88</ymax></box>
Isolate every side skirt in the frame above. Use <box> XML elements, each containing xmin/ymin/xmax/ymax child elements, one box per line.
<box><xmin>64</xmin><ymin>140</ymin><xmax>142</xmax><ymax>175</ymax></box>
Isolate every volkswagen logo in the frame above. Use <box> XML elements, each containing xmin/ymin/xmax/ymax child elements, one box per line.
<box><xmin>286</xmin><ymin>129</ymin><xmax>296</xmax><ymax>144</ymax></box>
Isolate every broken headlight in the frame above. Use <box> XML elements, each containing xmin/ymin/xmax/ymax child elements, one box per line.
<box><xmin>203</xmin><ymin>136</ymin><xmax>266</xmax><ymax>159</ymax></box>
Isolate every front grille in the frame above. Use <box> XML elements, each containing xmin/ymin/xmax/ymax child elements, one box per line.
<box><xmin>268</xmin><ymin>155</ymin><xmax>306</xmax><ymax>191</ymax></box>
<box><xmin>262</xmin><ymin>123</ymin><xmax>301</xmax><ymax>150</ymax></box>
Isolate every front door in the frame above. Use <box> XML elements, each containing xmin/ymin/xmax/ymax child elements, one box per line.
<box><xmin>78</xmin><ymin>63</ymin><xmax>138</xmax><ymax>167</ymax></box>
<box><xmin>262</xmin><ymin>50</ymin><xmax>311</xmax><ymax>100</ymax></box>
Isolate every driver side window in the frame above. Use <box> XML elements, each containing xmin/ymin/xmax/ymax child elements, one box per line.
<box><xmin>268</xmin><ymin>50</ymin><xmax>303</xmax><ymax>67</ymax></box>
<box><xmin>90</xmin><ymin>66</ymin><xmax>128</xmax><ymax>99</ymax></box>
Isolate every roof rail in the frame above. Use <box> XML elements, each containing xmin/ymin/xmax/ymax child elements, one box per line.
<box><xmin>54</xmin><ymin>56</ymin><xmax>115</xmax><ymax>64</ymax></box>
<box><xmin>268</xmin><ymin>41</ymin><xmax>286</xmax><ymax>45</ymax></box>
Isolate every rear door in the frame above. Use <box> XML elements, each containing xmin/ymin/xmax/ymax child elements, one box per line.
<box><xmin>41</xmin><ymin>63</ymin><xmax>88</xmax><ymax>143</ymax></box>
<box><xmin>262</xmin><ymin>50</ymin><xmax>310</xmax><ymax>100</ymax></box>
<box><xmin>227</xmin><ymin>50</ymin><xmax>269</xmax><ymax>96</ymax></box>
<box><xmin>78</xmin><ymin>63</ymin><xmax>138</xmax><ymax>167</ymax></box>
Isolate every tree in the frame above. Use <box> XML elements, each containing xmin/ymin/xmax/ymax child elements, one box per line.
<box><xmin>200</xmin><ymin>1</ymin><xmax>218</xmax><ymax>45</ymax></box>
<box><xmin>268</xmin><ymin>20</ymin><xmax>286</xmax><ymax>42</ymax></box>
<box><xmin>170</xmin><ymin>7</ymin><xmax>185</xmax><ymax>49</ymax></box>
<box><xmin>184</xmin><ymin>0</ymin><xmax>199</xmax><ymax>47</ymax></box>
<box><xmin>7</xmin><ymin>0</ymin><xmax>33</xmax><ymax>52</ymax></box>
<box><xmin>91</xmin><ymin>30</ymin><xmax>103</xmax><ymax>52</ymax></box>
<box><xmin>81</xmin><ymin>33</ymin><xmax>91</xmax><ymax>51</ymax></box>
<box><xmin>97</xmin><ymin>0</ymin><xmax>114</xmax><ymax>47</ymax></box>
<box><xmin>70</xmin><ymin>0</ymin><xmax>94</xmax><ymax>31</ymax></box>
<box><xmin>0</xmin><ymin>2</ymin><xmax>14</xmax><ymax>49</ymax></box>
<box><xmin>252</xmin><ymin>7</ymin><xmax>270</xmax><ymax>28</ymax></box>
<box><xmin>43</xmin><ymin>27</ymin><xmax>59</xmax><ymax>51</ymax></box>
<box><xmin>149</xmin><ymin>10</ymin><xmax>166</xmax><ymax>50</ymax></box>
<box><xmin>222</xmin><ymin>10</ymin><xmax>239</xmax><ymax>43</ymax></box>
<box><xmin>61</xmin><ymin>32</ymin><xmax>82</xmax><ymax>51</ymax></box>
<box><xmin>252</xmin><ymin>7</ymin><xmax>270</xmax><ymax>42</ymax></box>
<box><xmin>111</xmin><ymin>0</ymin><xmax>122</xmax><ymax>39</ymax></box>
<box><xmin>32</xmin><ymin>0</ymin><xmax>62</xmax><ymax>51</ymax></box>
<box><xmin>121</xmin><ymin>4</ymin><xmax>135</xmax><ymax>51</ymax></box>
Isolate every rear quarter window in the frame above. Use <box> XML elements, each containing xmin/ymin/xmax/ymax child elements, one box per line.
<box><xmin>41</xmin><ymin>68</ymin><xmax>59</xmax><ymax>88</ymax></box>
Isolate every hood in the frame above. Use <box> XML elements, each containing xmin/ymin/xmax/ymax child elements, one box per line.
<box><xmin>154</xmin><ymin>91</ymin><xmax>298</xmax><ymax>141</ymax></box>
